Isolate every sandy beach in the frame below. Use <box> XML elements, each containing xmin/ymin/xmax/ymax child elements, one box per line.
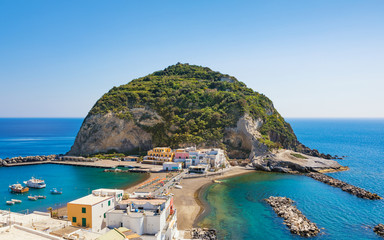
<box><xmin>52</xmin><ymin>165</ymin><xmax>255</xmax><ymax>231</ymax></box>
<box><xmin>169</xmin><ymin>166</ymin><xmax>255</xmax><ymax>230</ymax></box>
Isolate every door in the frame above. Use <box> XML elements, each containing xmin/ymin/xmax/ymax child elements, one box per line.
<box><xmin>82</xmin><ymin>218</ymin><xmax>86</xmax><ymax>227</ymax></box>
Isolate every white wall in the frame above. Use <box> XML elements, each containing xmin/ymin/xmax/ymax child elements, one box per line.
<box><xmin>106</xmin><ymin>211</ymin><xmax>123</xmax><ymax>229</ymax></box>
<box><xmin>123</xmin><ymin>214</ymin><xmax>144</xmax><ymax>235</ymax></box>
<box><xmin>91</xmin><ymin>197</ymin><xmax>115</xmax><ymax>232</ymax></box>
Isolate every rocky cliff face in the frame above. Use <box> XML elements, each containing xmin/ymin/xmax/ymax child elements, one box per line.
<box><xmin>69</xmin><ymin>109</ymin><xmax>161</xmax><ymax>155</ymax></box>
<box><xmin>223</xmin><ymin>114</ymin><xmax>268</xmax><ymax>159</ymax></box>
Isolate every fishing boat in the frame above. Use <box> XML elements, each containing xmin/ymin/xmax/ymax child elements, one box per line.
<box><xmin>23</xmin><ymin>177</ymin><xmax>46</xmax><ymax>189</ymax></box>
<box><xmin>6</xmin><ymin>200</ymin><xmax>15</xmax><ymax>205</ymax></box>
<box><xmin>37</xmin><ymin>195</ymin><xmax>46</xmax><ymax>199</ymax></box>
<box><xmin>11</xmin><ymin>199</ymin><xmax>22</xmax><ymax>203</ymax></box>
<box><xmin>9</xmin><ymin>183</ymin><xmax>29</xmax><ymax>193</ymax></box>
<box><xmin>28</xmin><ymin>196</ymin><xmax>37</xmax><ymax>201</ymax></box>
<box><xmin>50</xmin><ymin>188</ymin><xmax>62</xmax><ymax>194</ymax></box>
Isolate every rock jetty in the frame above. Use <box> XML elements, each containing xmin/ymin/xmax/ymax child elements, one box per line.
<box><xmin>265</xmin><ymin>196</ymin><xmax>320</xmax><ymax>237</ymax></box>
<box><xmin>307</xmin><ymin>173</ymin><xmax>382</xmax><ymax>200</ymax></box>
<box><xmin>374</xmin><ymin>224</ymin><xmax>384</xmax><ymax>237</ymax></box>
<box><xmin>1</xmin><ymin>155</ymin><xmax>57</xmax><ymax>166</ymax></box>
<box><xmin>191</xmin><ymin>228</ymin><xmax>217</xmax><ymax>240</ymax></box>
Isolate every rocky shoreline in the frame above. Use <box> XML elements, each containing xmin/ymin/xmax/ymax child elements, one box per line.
<box><xmin>307</xmin><ymin>173</ymin><xmax>382</xmax><ymax>200</ymax></box>
<box><xmin>191</xmin><ymin>228</ymin><xmax>217</xmax><ymax>240</ymax></box>
<box><xmin>252</xmin><ymin>150</ymin><xmax>347</xmax><ymax>174</ymax></box>
<box><xmin>374</xmin><ymin>224</ymin><xmax>384</xmax><ymax>237</ymax></box>
<box><xmin>265</xmin><ymin>196</ymin><xmax>320</xmax><ymax>237</ymax></box>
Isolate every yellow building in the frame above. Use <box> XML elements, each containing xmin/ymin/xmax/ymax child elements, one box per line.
<box><xmin>67</xmin><ymin>189</ymin><xmax>124</xmax><ymax>232</ymax></box>
<box><xmin>143</xmin><ymin>147</ymin><xmax>174</xmax><ymax>163</ymax></box>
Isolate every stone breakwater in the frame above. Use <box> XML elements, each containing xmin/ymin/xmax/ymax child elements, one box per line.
<box><xmin>265</xmin><ymin>196</ymin><xmax>320</xmax><ymax>237</ymax></box>
<box><xmin>374</xmin><ymin>224</ymin><xmax>384</xmax><ymax>237</ymax></box>
<box><xmin>307</xmin><ymin>173</ymin><xmax>382</xmax><ymax>200</ymax></box>
<box><xmin>0</xmin><ymin>155</ymin><xmax>57</xmax><ymax>166</ymax></box>
<box><xmin>191</xmin><ymin>228</ymin><xmax>217</xmax><ymax>240</ymax></box>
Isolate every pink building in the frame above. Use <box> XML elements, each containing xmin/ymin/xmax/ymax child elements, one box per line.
<box><xmin>174</xmin><ymin>149</ymin><xmax>189</xmax><ymax>160</ymax></box>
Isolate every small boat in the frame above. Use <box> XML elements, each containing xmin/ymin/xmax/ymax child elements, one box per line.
<box><xmin>174</xmin><ymin>185</ymin><xmax>183</xmax><ymax>189</ymax></box>
<box><xmin>11</xmin><ymin>199</ymin><xmax>22</xmax><ymax>203</ymax></box>
<box><xmin>213</xmin><ymin>180</ymin><xmax>223</xmax><ymax>184</ymax></box>
<box><xmin>24</xmin><ymin>177</ymin><xmax>46</xmax><ymax>189</ymax></box>
<box><xmin>6</xmin><ymin>200</ymin><xmax>15</xmax><ymax>205</ymax></box>
<box><xmin>50</xmin><ymin>188</ymin><xmax>62</xmax><ymax>194</ymax></box>
<box><xmin>28</xmin><ymin>196</ymin><xmax>37</xmax><ymax>201</ymax></box>
<box><xmin>9</xmin><ymin>183</ymin><xmax>29</xmax><ymax>193</ymax></box>
<box><xmin>37</xmin><ymin>195</ymin><xmax>46</xmax><ymax>199</ymax></box>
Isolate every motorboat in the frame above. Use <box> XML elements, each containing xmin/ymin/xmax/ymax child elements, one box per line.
<box><xmin>9</xmin><ymin>183</ymin><xmax>29</xmax><ymax>193</ymax></box>
<box><xmin>37</xmin><ymin>195</ymin><xmax>46</xmax><ymax>199</ymax></box>
<box><xmin>50</xmin><ymin>188</ymin><xmax>62</xmax><ymax>194</ymax></box>
<box><xmin>24</xmin><ymin>177</ymin><xmax>46</xmax><ymax>189</ymax></box>
<box><xmin>11</xmin><ymin>199</ymin><xmax>22</xmax><ymax>203</ymax></box>
<box><xmin>28</xmin><ymin>196</ymin><xmax>37</xmax><ymax>201</ymax></box>
<box><xmin>6</xmin><ymin>200</ymin><xmax>15</xmax><ymax>205</ymax></box>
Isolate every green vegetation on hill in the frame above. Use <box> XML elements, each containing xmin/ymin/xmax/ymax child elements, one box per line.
<box><xmin>89</xmin><ymin>63</ymin><xmax>297</xmax><ymax>150</ymax></box>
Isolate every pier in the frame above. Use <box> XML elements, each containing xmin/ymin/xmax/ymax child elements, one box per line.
<box><xmin>265</xmin><ymin>196</ymin><xmax>320</xmax><ymax>237</ymax></box>
<box><xmin>0</xmin><ymin>156</ymin><xmax>164</xmax><ymax>172</ymax></box>
<box><xmin>307</xmin><ymin>173</ymin><xmax>382</xmax><ymax>200</ymax></box>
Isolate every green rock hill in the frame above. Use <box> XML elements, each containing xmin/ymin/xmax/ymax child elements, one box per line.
<box><xmin>69</xmin><ymin>63</ymin><xmax>312</xmax><ymax>158</ymax></box>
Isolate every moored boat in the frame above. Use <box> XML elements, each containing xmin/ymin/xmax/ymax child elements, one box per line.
<box><xmin>37</xmin><ymin>195</ymin><xmax>46</xmax><ymax>199</ymax></box>
<box><xmin>6</xmin><ymin>200</ymin><xmax>15</xmax><ymax>205</ymax></box>
<box><xmin>174</xmin><ymin>185</ymin><xmax>183</xmax><ymax>189</ymax></box>
<box><xmin>28</xmin><ymin>196</ymin><xmax>38</xmax><ymax>201</ymax></box>
<box><xmin>23</xmin><ymin>177</ymin><xmax>46</xmax><ymax>189</ymax></box>
<box><xmin>11</xmin><ymin>199</ymin><xmax>22</xmax><ymax>203</ymax></box>
<box><xmin>9</xmin><ymin>183</ymin><xmax>29</xmax><ymax>193</ymax></box>
<box><xmin>50</xmin><ymin>188</ymin><xmax>62</xmax><ymax>194</ymax></box>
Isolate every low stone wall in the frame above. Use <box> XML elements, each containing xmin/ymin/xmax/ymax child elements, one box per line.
<box><xmin>374</xmin><ymin>224</ymin><xmax>384</xmax><ymax>237</ymax></box>
<box><xmin>265</xmin><ymin>196</ymin><xmax>320</xmax><ymax>237</ymax></box>
<box><xmin>183</xmin><ymin>168</ymin><xmax>232</xmax><ymax>179</ymax></box>
<box><xmin>307</xmin><ymin>173</ymin><xmax>382</xmax><ymax>200</ymax></box>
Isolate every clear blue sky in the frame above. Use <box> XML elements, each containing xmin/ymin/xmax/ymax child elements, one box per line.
<box><xmin>0</xmin><ymin>0</ymin><xmax>383</xmax><ymax>118</ymax></box>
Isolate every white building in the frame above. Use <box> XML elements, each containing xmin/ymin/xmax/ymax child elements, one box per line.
<box><xmin>206</xmin><ymin>148</ymin><xmax>226</xmax><ymax>168</ymax></box>
<box><xmin>106</xmin><ymin>195</ymin><xmax>178</xmax><ymax>240</ymax></box>
<box><xmin>189</xmin><ymin>148</ymin><xmax>226</xmax><ymax>169</ymax></box>
<box><xmin>163</xmin><ymin>162</ymin><xmax>182</xmax><ymax>171</ymax></box>
<box><xmin>67</xmin><ymin>189</ymin><xmax>124</xmax><ymax>233</ymax></box>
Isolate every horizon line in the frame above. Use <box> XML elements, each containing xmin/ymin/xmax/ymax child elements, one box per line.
<box><xmin>0</xmin><ymin>117</ymin><xmax>384</xmax><ymax>120</ymax></box>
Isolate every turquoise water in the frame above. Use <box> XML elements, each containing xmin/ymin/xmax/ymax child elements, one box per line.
<box><xmin>0</xmin><ymin>118</ymin><xmax>146</xmax><ymax>213</ymax></box>
<box><xmin>200</xmin><ymin>119</ymin><xmax>384</xmax><ymax>239</ymax></box>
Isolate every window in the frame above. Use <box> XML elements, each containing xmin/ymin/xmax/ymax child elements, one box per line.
<box><xmin>82</xmin><ymin>207</ymin><xmax>86</xmax><ymax>213</ymax></box>
<box><xmin>108</xmin><ymin>200</ymin><xmax>111</xmax><ymax>206</ymax></box>
<box><xmin>72</xmin><ymin>217</ymin><xmax>77</xmax><ymax>223</ymax></box>
<box><xmin>104</xmin><ymin>213</ymin><xmax>106</xmax><ymax>218</ymax></box>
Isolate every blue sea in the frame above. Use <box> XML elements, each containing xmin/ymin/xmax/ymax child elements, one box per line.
<box><xmin>199</xmin><ymin>119</ymin><xmax>384</xmax><ymax>240</ymax></box>
<box><xmin>0</xmin><ymin>118</ymin><xmax>146</xmax><ymax>213</ymax></box>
